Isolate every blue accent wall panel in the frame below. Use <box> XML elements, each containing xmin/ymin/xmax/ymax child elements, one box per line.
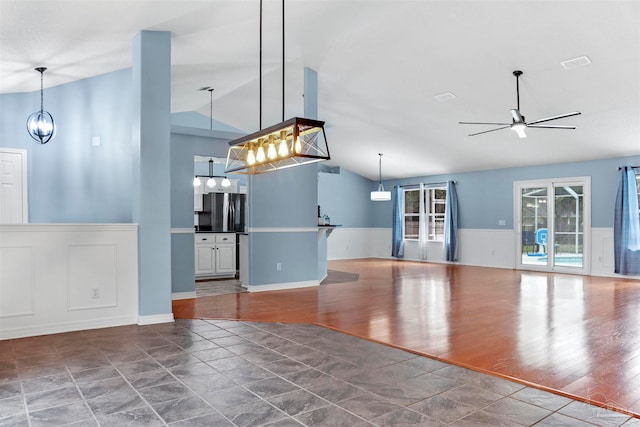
<box><xmin>171</xmin><ymin>233</ymin><xmax>195</xmax><ymax>293</ymax></box>
<box><xmin>132</xmin><ymin>31</ymin><xmax>172</xmax><ymax>317</ymax></box>
<box><xmin>250</xmin><ymin>232</ymin><xmax>318</xmax><ymax>285</ymax></box>
<box><xmin>0</xmin><ymin>69</ymin><xmax>133</xmax><ymax>223</ymax></box>
<box><xmin>250</xmin><ymin>164</ymin><xmax>318</xmax><ymax>229</ymax></box>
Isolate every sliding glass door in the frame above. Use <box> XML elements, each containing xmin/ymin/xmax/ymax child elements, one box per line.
<box><xmin>515</xmin><ymin>177</ymin><xmax>590</xmax><ymax>274</ymax></box>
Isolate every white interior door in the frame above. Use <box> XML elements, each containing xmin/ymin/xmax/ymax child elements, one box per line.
<box><xmin>0</xmin><ymin>149</ymin><xmax>28</xmax><ymax>224</ymax></box>
<box><xmin>515</xmin><ymin>177</ymin><xmax>591</xmax><ymax>274</ymax></box>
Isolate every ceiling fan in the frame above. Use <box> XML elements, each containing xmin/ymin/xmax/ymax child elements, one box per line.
<box><xmin>459</xmin><ymin>70</ymin><xmax>581</xmax><ymax>138</ymax></box>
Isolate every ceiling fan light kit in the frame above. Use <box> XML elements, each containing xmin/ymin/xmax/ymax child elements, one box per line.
<box><xmin>459</xmin><ymin>70</ymin><xmax>581</xmax><ymax>138</ymax></box>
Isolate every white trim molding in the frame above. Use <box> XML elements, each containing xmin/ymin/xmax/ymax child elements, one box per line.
<box><xmin>246</xmin><ymin>280</ymin><xmax>319</xmax><ymax>292</ymax></box>
<box><xmin>172</xmin><ymin>291</ymin><xmax>197</xmax><ymax>300</ymax></box>
<box><xmin>171</xmin><ymin>228</ymin><xmax>195</xmax><ymax>234</ymax></box>
<box><xmin>248</xmin><ymin>227</ymin><xmax>318</xmax><ymax>233</ymax></box>
<box><xmin>137</xmin><ymin>313</ymin><xmax>175</xmax><ymax>325</ymax></box>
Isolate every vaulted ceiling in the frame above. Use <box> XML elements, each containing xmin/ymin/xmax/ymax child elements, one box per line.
<box><xmin>1</xmin><ymin>0</ymin><xmax>638</xmax><ymax>179</ymax></box>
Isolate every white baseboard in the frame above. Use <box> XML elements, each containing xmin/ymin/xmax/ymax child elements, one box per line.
<box><xmin>0</xmin><ymin>316</ymin><xmax>138</xmax><ymax>340</ymax></box>
<box><xmin>137</xmin><ymin>313</ymin><xmax>175</xmax><ymax>325</ymax></box>
<box><xmin>172</xmin><ymin>291</ymin><xmax>197</xmax><ymax>300</ymax></box>
<box><xmin>247</xmin><ymin>280</ymin><xmax>319</xmax><ymax>292</ymax></box>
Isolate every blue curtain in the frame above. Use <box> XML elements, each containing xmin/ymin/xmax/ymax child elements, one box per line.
<box><xmin>444</xmin><ymin>181</ymin><xmax>459</xmax><ymax>262</ymax></box>
<box><xmin>392</xmin><ymin>186</ymin><xmax>404</xmax><ymax>258</ymax></box>
<box><xmin>614</xmin><ymin>166</ymin><xmax>640</xmax><ymax>275</ymax></box>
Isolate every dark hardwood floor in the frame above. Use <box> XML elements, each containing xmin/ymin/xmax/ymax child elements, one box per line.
<box><xmin>172</xmin><ymin>258</ymin><xmax>640</xmax><ymax>417</ymax></box>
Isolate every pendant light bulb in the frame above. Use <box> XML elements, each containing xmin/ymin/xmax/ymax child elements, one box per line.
<box><xmin>256</xmin><ymin>139</ymin><xmax>266</xmax><ymax>163</ymax></box>
<box><xmin>278</xmin><ymin>130</ymin><xmax>289</xmax><ymax>157</ymax></box>
<box><xmin>221</xmin><ymin>177</ymin><xmax>231</xmax><ymax>187</ymax></box>
<box><xmin>267</xmin><ymin>135</ymin><xmax>277</xmax><ymax>160</ymax></box>
<box><xmin>193</xmin><ymin>176</ymin><xmax>201</xmax><ymax>187</ymax></box>
<box><xmin>294</xmin><ymin>136</ymin><xmax>302</xmax><ymax>154</ymax></box>
<box><xmin>26</xmin><ymin>67</ymin><xmax>56</xmax><ymax>144</ymax></box>
<box><xmin>247</xmin><ymin>146</ymin><xmax>256</xmax><ymax>165</ymax></box>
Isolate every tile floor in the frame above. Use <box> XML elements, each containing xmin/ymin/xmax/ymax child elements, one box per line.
<box><xmin>0</xmin><ymin>320</ymin><xmax>638</xmax><ymax>426</ymax></box>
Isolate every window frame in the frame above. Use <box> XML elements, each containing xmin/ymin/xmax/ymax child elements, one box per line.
<box><xmin>402</xmin><ymin>186</ymin><xmax>447</xmax><ymax>242</ymax></box>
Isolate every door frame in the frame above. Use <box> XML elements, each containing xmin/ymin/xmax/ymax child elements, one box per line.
<box><xmin>514</xmin><ymin>176</ymin><xmax>591</xmax><ymax>275</ymax></box>
<box><xmin>0</xmin><ymin>148</ymin><xmax>28</xmax><ymax>224</ymax></box>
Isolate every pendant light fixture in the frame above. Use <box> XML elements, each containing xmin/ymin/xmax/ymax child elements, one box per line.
<box><xmin>194</xmin><ymin>158</ymin><xmax>232</xmax><ymax>188</ymax></box>
<box><xmin>371</xmin><ymin>153</ymin><xmax>391</xmax><ymax>201</ymax></box>
<box><xmin>225</xmin><ymin>0</ymin><xmax>330</xmax><ymax>174</ymax></box>
<box><xmin>26</xmin><ymin>67</ymin><xmax>56</xmax><ymax>144</ymax></box>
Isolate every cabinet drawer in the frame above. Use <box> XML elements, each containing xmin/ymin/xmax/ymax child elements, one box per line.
<box><xmin>195</xmin><ymin>234</ymin><xmax>215</xmax><ymax>243</ymax></box>
<box><xmin>216</xmin><ymin>234</ymin><xmax>236</xmax><ymax>244</ymax></box>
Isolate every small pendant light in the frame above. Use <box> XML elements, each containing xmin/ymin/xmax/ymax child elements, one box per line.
<box><xmin>26</xmin><ymin>67</ymin><xmax>56</xmax><ymax>144</ymax></box>
<box><xmin>371</xmin><ymin>153</ymin><xmax>391</xmax><ymax>201</ymax></box>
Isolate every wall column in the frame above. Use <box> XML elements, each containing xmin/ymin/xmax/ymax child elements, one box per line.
<box><xmin>132</xmin><ymin>31</ymin><xmax>173</xmax><ymax>323</ymax></box>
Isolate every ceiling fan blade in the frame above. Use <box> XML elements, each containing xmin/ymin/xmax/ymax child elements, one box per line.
<box><xmin>459</xmin><ymin>121</ymin><xmax>511</xmax><ymax>126</ymax></box>
<box><xmin>527</xmin><ymin>125</ymin><xmax>576</xmax><ymax>129</ymax></box>
<box><xmin>510</xmin><ymin>109</ymin><xmax>524</xmax><ymax>123</ymax></box>
<box><xmin>468</xmin><ymin>126</ymin><xmax>510</xmax><ymax>136</ymax></box>
<box><xmin>527</xmin><ymin>111</ymin><xmax>581</xmax><ymax>125</ymax></box>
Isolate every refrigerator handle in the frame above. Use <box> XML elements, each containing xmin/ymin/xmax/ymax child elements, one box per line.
<box><xmin>229</xmin><ymin>202</ymin><xmax>235</xmax><ymax>230</ymax></box>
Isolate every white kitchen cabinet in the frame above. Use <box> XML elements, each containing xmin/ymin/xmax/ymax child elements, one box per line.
<box><xmin>195</xmin><ymin>233</ymin><xmax>236</xmax><ymax>278</ymax></box>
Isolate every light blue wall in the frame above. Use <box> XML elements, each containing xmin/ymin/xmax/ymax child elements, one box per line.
<box><xmin>132</xmin><ymin>31</ymin><xmax>172</xmax><ymax>317</ymax></box>
<box><xmin>384</xmin><ymin>155</ymin><xmax>640</xmax><ymax>230</ymax></box>
<box><xmin>248</xmin><ymin>164</ymin><xmax>319</xmax><ymax>286</ymax></box>
<box><xmin>318</xmin><ymin>167</ymin><xmax>390</xmax><ymax>228</ymax></box>
<box><xmin>0</xmin><ymin>69</ymin><xmax>133</xmax><ymax>222</ymax></box>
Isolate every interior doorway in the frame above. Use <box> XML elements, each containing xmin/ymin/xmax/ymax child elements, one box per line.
<box><xmin>515</xmin><ymin>177</ymin><xmax>591</xmax><ymax>274</ymax></box>
<box><xmin>0</xmin><ymin>148</ymin><xmax>28</xmax><ymax>224</ymax></box>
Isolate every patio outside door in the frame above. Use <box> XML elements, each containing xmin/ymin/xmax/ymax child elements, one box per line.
<box><xmin>515</xmin><ymin>177</ymin><xmax>590</xmax><ymax>274</ymax></box>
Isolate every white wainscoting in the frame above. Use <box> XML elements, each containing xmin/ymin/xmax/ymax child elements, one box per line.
<box><xmin>0</xmin><ymin>224</ymin><xmax>139</xmax><ymax>339</ymax></box>
<box><xmin>591</xmin><ymin>227</ymin><xmax>640</xmax><ymax>278</ymax></box>
<box><xmin>332</xmin><ymin>227</ymin><xmax>638</xmax><ymax>280</ymax></box>
<box><xmin>327</xmin><ymin>228</ymin><xmax>392</xmax><ymax>260</ymax></box>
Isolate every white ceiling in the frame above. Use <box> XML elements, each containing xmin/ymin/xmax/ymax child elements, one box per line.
<box><xmin>1</xmin><ymin>0</ymin><xmax>639</xmax><ymax>180</ymax></box>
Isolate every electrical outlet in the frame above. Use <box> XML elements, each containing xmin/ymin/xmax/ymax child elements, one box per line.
<box><xmin>91</xmin><ymin>288</ymin><xmax>100</xmax><ymax>299</ymax></box>
<box><xmin>276</xmin><ymin>262</ymin><xmax>282</xmax><ymax>271</ymax></box>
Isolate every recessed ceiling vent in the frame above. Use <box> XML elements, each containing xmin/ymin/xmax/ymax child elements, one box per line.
<box><xmin>560</xmin><ymin>56</ymin><xmax>591</xmax><ymax>70</ymax></box>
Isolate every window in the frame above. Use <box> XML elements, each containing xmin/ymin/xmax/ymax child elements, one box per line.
<box><xmin>403</xmin><ymin>187</ymin><xmax>447</xmax><ymax>241</ymax></box>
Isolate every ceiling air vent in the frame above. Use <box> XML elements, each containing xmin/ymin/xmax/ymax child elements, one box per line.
<box><xmin>560</xmin><ymin>56</ymin><xmax>591</xmax><ymax>70</ymax></box>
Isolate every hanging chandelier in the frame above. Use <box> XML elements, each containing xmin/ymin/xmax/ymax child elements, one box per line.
<box><xmin>371</xmin><ymin>153</ymin><xmax>391</xmax><ymax>201</ymax></box>
<box><xmin>225</xmin><ymin>0</ymin><xmax>329</xmax><ymax>174</ymax></box>
<box><xmin>26</xmin><ymin>67</ymin><xmax>56</xmax><ymax>144</ymax></box>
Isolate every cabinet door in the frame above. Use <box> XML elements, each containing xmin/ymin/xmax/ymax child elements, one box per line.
<box><xmin>215</xmin><ymin>243</ymin><xmax>236</xmax><ymax>274</ymax></box>
<box><xmin>195</xmin><ymin>245</ymin><xmax>215</xmax><ymax>274</ymax></box>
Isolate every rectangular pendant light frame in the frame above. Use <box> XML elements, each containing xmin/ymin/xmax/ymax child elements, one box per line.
<box><xmin>225</xmin><ymin>116</ymin><xmax>330</xmax><ymax>174</ymax></box>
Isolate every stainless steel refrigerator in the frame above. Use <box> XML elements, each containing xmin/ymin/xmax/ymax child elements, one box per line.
<box><xmin>198</xmin><ymin>193</ymin><xmax>247</xmax><ymax>232</ymax></box>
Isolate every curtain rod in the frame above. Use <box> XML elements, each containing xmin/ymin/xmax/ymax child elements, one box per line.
<box><xmin>395</xmin><ymin>181</ymin><xmax>456</xmax><ymax>189</ymax></box>
<box><xmin>618</xmin><ymin>166</ymin><xmax>640</xmax><ymax>170</ymax></box>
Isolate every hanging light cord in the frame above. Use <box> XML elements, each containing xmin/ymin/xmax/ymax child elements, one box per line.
<box><xmin>209</xmin><ymin>88</ymin><xmax>214</xmax><ymax>130</ymax></box>
<box><xmin>38</xmin><ymin>68</ymin><xmax>45</xmax><ymax>113</ymax></box>
<box><xmin>259</xmin><ymin>0</ymin><xmax>263</xmax><ymax>130</ymax></box>
<box><xmin>282</xmin><ymin>0</ymin><xmax>285</xmax><ymax>122</ymax></box>
<box><xmin>378</xmin><ymin>153</ymin><xmax>383</xmax><ymax>188</ymax></box>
